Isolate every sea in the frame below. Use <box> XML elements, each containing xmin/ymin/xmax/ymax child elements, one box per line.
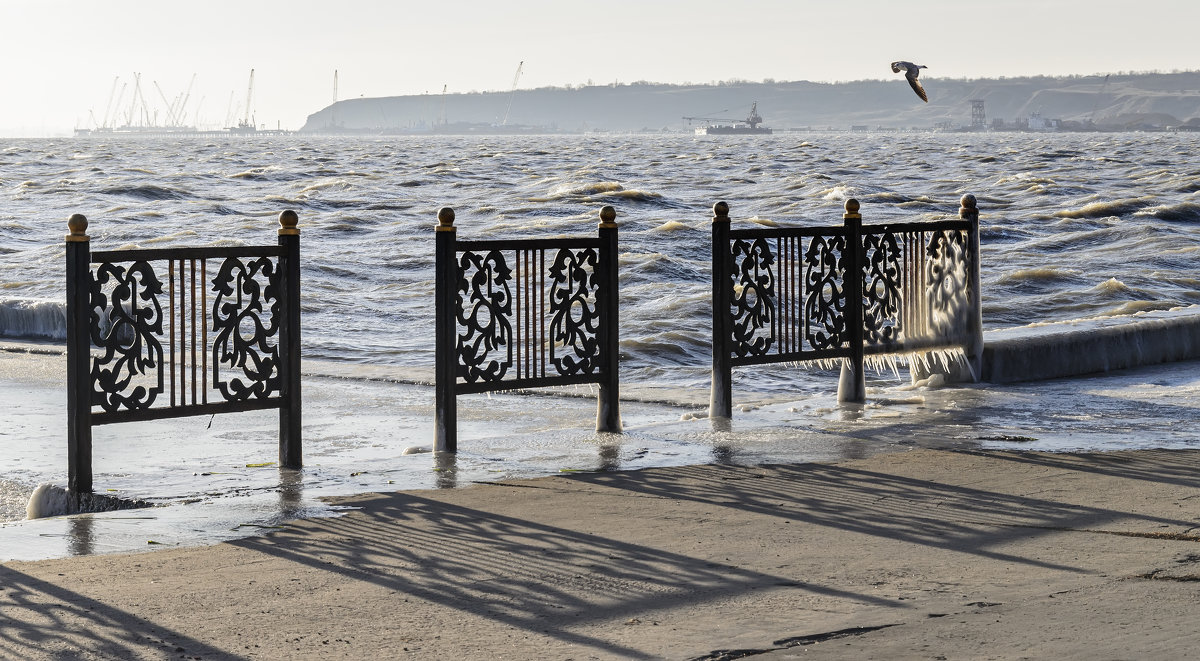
<box><xmin>2</xmin><ymin>132</ymin><xmax>1200</xmax><ymax>559</ymax></box>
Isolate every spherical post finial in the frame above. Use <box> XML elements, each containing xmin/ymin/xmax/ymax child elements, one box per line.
<box><xmin>66</xmin><ymin>213</ymin><xmax>89</xmax><ymax>242</ymax></box>
<box><xmin>437</xmin><ymin>207</ymin><xmax>456</xmax><ymax>232</ymax></box>
<box><xmin>844</xmin><ymin>198</ymin><xmax>861</xmax><ymax>218</ymax></box>
<box><xmin>959</xmin><ymin>193</ymin><xmax>979</xmax><ymax>220</ymax></box>
<box><xmin>598</xmin><ymin>205</ymin><xmax>617</xmax><ymax>228</ymax></box>
<box><xmin>712</xmin><ymin>201</ymin><xmax>730</xmax><ymax>221</ymax></box>
<box><xmin>278</xmin><ymin>209</ymin><xmax>299</xmax><ymax>235</ymax></box>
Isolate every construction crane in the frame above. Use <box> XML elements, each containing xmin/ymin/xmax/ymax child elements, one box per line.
<box><xmin>439</xmin><ymin>84</ymin><xmax>447</xmax><ymax>127</ymax></box>
<box><xmin>153</xmin><ymin>82</ymin><xmax>181</xmax><ymax>127</ymax></box>
<box><xmin>241</xmin><ymin>69</ymin><xmax>255</xmax><ymax>129</ymax></box>
<box><xmin>127</xmin><ymin>72</ymin><xmax>152</xmax><ymax>128</ymax></box>
<box><xmin>176</xmin><ymin>74</ymin><xmax>197</xmax><ymax>127</ymax></box>
<box><xmin>1089</xmin><ymin>74</ymin><xmax>1111</xmax><ymax>125</ymax></box>
<box><xmin>501</xmin><ymin>61</ymin><xmax>523</xmax><ymax>126</ymax></box>
<box><xmin>100</xmin><ymin>76</ymin><xmax>120</xmax><ymax>130</ymax></box>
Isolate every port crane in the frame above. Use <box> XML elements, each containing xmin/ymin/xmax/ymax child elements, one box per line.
<box><xmin>240</xmin><ymin>69</ymin><xmax>256</xmax><ymax>130</ymax></box>
<box><xmin>683</xmin><ymin>102</ymin><xmax>765</xmax><ymax>129</ymax></box>
<box><xmin>1089</xmin><ymin>74</ymin><xmax>1111</xmax><ymax>125</ymax></box>
<box><xmin>501</xmin><ymin>61</ymin><xmax>523</xmax><ymax>126</ymax></box>
<box><xmin>439</xmin><ymin>84</ymin><xmax>447</xmax><ymax>127</ymax></box>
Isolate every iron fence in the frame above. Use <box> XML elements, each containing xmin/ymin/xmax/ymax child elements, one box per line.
<box><xmin>711</xmin><ymin>196</ymin><xmax>982</xmax><ymax>416</ymax></box>
<box><xmin>435</xmin><ymin>206</ymin><xmax>621</xmax><ymax>452</ymax></box>
<box><xmin>65</xmin><ymin>211</ymin><xmax>302</xmax><ymax>494</ymax></box>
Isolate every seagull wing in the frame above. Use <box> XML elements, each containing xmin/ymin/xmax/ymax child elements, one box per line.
<box><xmin>907</xmin><ymin>74</ymin><xmax>928</xmax><ymax>103</ymax></box>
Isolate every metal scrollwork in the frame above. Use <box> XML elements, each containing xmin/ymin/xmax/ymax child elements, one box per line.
<box><xmin>729</xmin><ymin>237</ymin><xmax>775</xmax><ymax>358</ymax></box>
<box><xmin>926</xmin><ymin>230</ymin><xmax>971</xmax><ymax>340</ymax></box>
<box><xmin>804</xmin><ymin>234</ymin><xmax>847</xmax><ymax>350</ymax></box>
<box><xmin>456</xmin><ymin>250</ymin><xmax>513</xmax><ymax>383</ymax></box>
<box><xmin>89</xmin><ymin>261</ymin><xmax>165</xmax><ymax>412</ymax></box>
<box><xmin>549</xmin><ymin>248</ymin><xmax>600</xmax><ymax>375</ymax></box>
<box><xmin>862</xmin><ymin>231</ymin><xmax>903</xmax><ymax>345</ymax></box>
<box><xmin>211</xmin><ymin>256</ymin><xmax>281</xmax><ymax>400</ymax></box>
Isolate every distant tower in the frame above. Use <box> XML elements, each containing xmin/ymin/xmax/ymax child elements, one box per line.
<box><xmin>970</xmin><ymin>100</ymin><xmax>987</xmax><ymax>130</ymax></box>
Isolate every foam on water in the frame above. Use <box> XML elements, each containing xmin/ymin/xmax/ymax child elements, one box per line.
<box><xmin>0</xmin><ymin>477</ymin><xmax>34</xmax><ymax>523</ymax></box>
<box><xmin>24</xmin><ymin>483</ymin><xmax>152</xmax><ymax>519</ymax></box>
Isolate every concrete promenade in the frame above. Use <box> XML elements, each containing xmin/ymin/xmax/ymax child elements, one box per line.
<box><xmin>4</xmin><ymin>447</ymin><xmax>1200</xmax><ymax>659</ymax></box>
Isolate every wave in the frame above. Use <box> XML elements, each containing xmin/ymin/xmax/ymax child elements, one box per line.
<box><xmin>0</xmin><ymin>298</ymin><xmax>66</xmax><ymax>341</ymax></box>
<box><xmin>538</xmin><ymin>181</ymin><xmax>623</xmax><ymax>200</ymax></box>
<box><xmin>1053</xmin><ymin>197</ymin><xmax>1156</xmax><ymax>219</ymax></box>
<box><xmin>230</xmin><ymin>167</ymin><xmax>303</xmax><ymax>181</ymax></box>
<box><xmin>1091</xmin><ymin>277</ymin><xmax>1132</xmax><ymax>295</ymax></box>
<box><xmin>995</xmin><ymin>267</ymin><xmax>1077</xmax><ymax>285</ymax></box>
<box><xmin>1133</xmin><ymin>201</ymin><xmax>1200</xmax><ymax>223</ymax></box>
<box><xmin>650</xmin><ymin>220</ymin><xmax>691</xmax><ymax>233</ymax></box>
<box><xmin>99</xmin><ymin>185</ymin><xmax>190</xmax><ymax>201</ymax></box>
<box><xmin>1098</xmin><ymin>300</ymin><xmax>1181</xmax><ymax>317</ymax></box>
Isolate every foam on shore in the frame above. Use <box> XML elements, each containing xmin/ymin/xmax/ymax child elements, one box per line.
<box><xmin>25</xmin><ymin>483</ymin><xmax>153</xmax><ymax>520</ymax></box>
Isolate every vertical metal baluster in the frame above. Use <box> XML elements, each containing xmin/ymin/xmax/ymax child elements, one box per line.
<box><xmin>178</xmin><ymin>258</ymin><xmax>186</xmax><ymax>405</ymax></box>
<box><xmin>787</xmin><ymin>235</ymin><xmax>795</xmax><ymax>355</ymax></box>
<box><xmin>802</xmin><ymin>236</ymin><xmax>810</xmax><ymax>351</ymax></box>
<box><xmin>526</xmin><ymin>249</ymin><xmax>533</xmax><ymax>378</ymax></box>
<box><xmin>201</xmin><ymin>259</ymin><xmax>208</xmax><ymax>404</ymax></box>
<box><xmin>901</xmin><ymin>233</ymin><xmax>908</xmax><ymax>338</ymax></box>
<box><xmin>778</xmin><ymin>236</ymin><xmax>786</xmax><ymax>356</ymax></box>
<box><xmin>515</xmin><ymin>250</ymin><xmax>522</xmax><ymax>380</ymax></box>
<box><xmin>169</xmin><ymin>260</ymin><xmax>176</xmax><ymax>407</ymax></box>
<box><xmin>787</xmin><ymin>236</ymin><xmax>794</xmax><ymax>355</ymax></box>
<box><xmin>539</xmin><ymin>248</ymin><xmax>546</xmax><ymax>378</ymax></box>
<box><xmin>787</xmin><ymin>236</ymin><xmax>794</xmax><ymax>353</ymax></box>
<box><xmin>190</xmin><ymin>259</ymin><xmax>198</xmax><ymax>405</ymax></box>
<box><xmin>919</xmin><ymin>231</ymin><xmax>927</xmax><ymax>337</ymax></box>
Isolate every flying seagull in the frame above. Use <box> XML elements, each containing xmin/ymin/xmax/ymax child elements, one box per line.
<box><xmin>891</xmin><ymin>61</ymin><xmax>928</xmax><ymax>102</ymax></box>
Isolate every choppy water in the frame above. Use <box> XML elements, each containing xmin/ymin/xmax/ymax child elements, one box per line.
<box><xmin>4</xmin><ymin>133</ymin><xmax>1200</xmax><ymax>391</ymax></box>
<box><xmin>2</xmin><ymin>132</ymin><xmax>1200</xmax><ymax>550</ymax></box>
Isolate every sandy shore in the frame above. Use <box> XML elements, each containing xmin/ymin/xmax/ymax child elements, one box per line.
<box><xmin>4</xmin><ymin>447</ymin><xmax>1200</xmax><ymax>659</ymax></box>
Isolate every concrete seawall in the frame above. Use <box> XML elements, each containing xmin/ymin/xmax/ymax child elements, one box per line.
<box><xmin>979</xmin><ymin>306</ymin><xmax>1200</xmax><ymax>384</ymax></box>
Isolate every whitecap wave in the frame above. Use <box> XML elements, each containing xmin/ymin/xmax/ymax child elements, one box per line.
<box><xmin>0</xmin><ymin>297</ymin><xmax>66</xmax><ymax>341</ymax></box>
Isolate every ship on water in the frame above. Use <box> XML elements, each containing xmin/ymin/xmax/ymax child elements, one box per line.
<box><xmin>686</xmin><ymin>102</ymin><xmax>773</xmax><ymax>135</ymax></box>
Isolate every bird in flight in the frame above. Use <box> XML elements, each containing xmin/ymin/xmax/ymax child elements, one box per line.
<box><xmin>891</xmin><ymin>61</ymin><xmax>928</xmax><ymax>102</ymax></box>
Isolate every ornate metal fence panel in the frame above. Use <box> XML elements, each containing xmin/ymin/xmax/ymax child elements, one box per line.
<box><xmin>435</xmin><ymin>206</ymin><xmax>620</xmax><ymax>453</ymax></box>
<box><xmin>65</xmin><ymin>212</ymin><xmax>302</xmax><ymax>494</ymax></box>
<box><xmin>722</xmin><ymin>228</ymin><xmax>854</xmax><ymax>365</ymax></box>
<box><xmin>711</xmin><ymin>196</ymin><xmax>982</xmax><ymax>416</ymax></box>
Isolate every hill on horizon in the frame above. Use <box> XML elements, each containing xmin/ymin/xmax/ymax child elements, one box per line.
<box><xmin>300</xmin><ymin>71</ymin><xmax>1200</xmax><ymax>133</ymax></box>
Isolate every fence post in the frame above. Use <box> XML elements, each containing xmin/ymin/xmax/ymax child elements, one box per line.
<box><xmin>65</xmin><ymin>214</ymin><xmax>93</xmax><ymax>495</ymax></box>
<box><xmin>434</xmin><ymin>207</ymin><xmax>458</xmax><ymax>453</ymax></box>
<box><xmin>961</xmin><ymin>194</ymin><xmax>983</xmax><ymax>381</ymax></box>
<box><xmin>595</xmin><ymin>205</ymin><xmax>621</xmax><ymax>432</ymax></box>
<box><xmin>838</xmin><ymin>199</ymin><xmax>866</xmax><ymax>403</ymax></box>
<box><xmin>277</xmin><ymin>210</ymin><xmax>303</xmax><ymax>469</ymax></box>
<box><xmin>709</xmin><ymin>201</ymin><xmax>733</xmax><ymax>418</ymax></box>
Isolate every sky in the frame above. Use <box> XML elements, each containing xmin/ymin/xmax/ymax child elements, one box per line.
<box><xmin>1</xmin><ymin>0</ymin><xmax>1196</xmax><ymax>136</ymax></box>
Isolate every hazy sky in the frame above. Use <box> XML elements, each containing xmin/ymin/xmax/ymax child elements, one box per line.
<box><xmin>2</xmin><ymin>0</ymin><xmax>1196</xmax><ymax>136</ymax></box>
